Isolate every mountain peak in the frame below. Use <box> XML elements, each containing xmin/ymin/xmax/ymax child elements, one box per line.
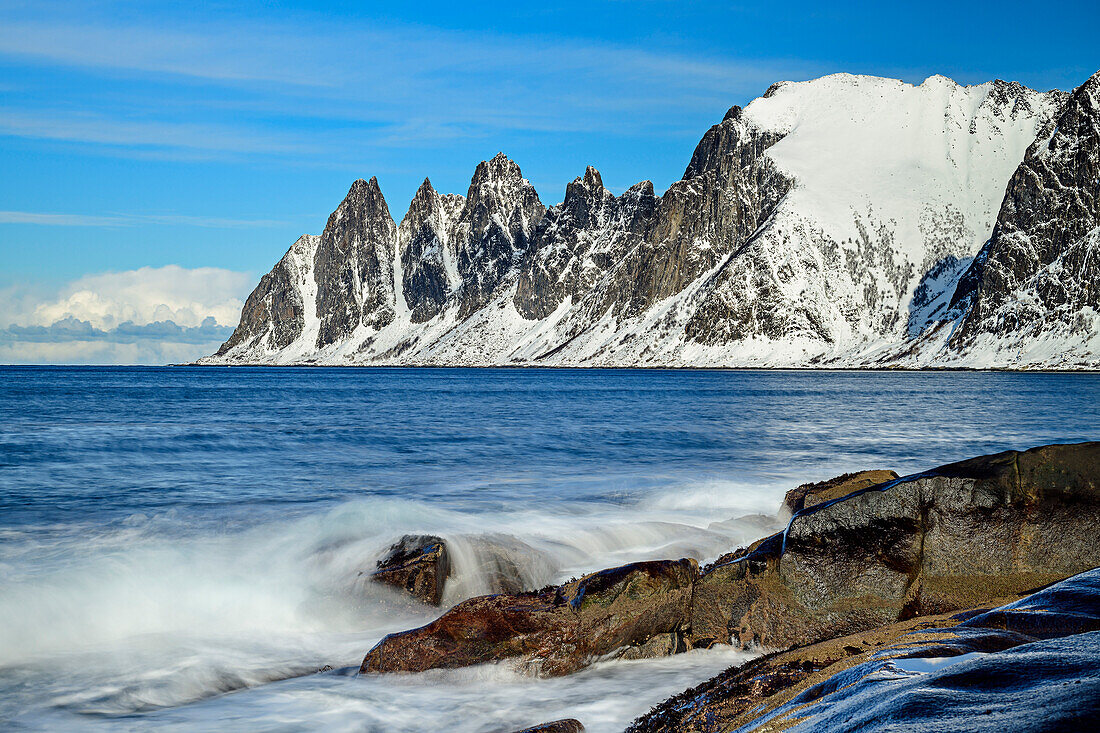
<box><xmin>411</xmin><ymin>177</ymin><xmax>438</xmax><ymax>202</ymax></box>
<box><xmin>471</xmin><ymin>153</ymin><xmax>522</xmax><ymax>183</ymax></box>
<box><xmin>465</xmin><ymin>153</ymin><xmax>541</xmax><ymax>216</ymax></box>
<box><xmin>582</xmin><ymin>165</ymin><xmax>603</xmax><ymax>189</ymax></box>
<box><xmin>562</xmin><ymin>166</ymin><xmax>610</xmax><ymax>216</ymax></box>
<box><xmin>400</xmin><ymin>177</ymin><xmax>444</xmax><ymax>229</ymax></box>
<box><xmin>339</xmin><ymin>176</ymin><xmax>390</xmax><ymax>220</ymax></box>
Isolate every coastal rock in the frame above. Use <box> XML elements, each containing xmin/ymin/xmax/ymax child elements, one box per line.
<box><xmin>356</xmin><ymin>442</ymin><xmax>1099</xmax><ymax>680</ymax></box>
<box><xmin>690</xmin><ymin>441</ymin><xmax>1100</xmax><ymax>649</ymax></box>
<box><xmin>628</xmin><ymin>567</ymin><xmax>1100</xmax><ymax>733</ymax></box>
<box><xmin>369</xmin><ymin>534</ymin><xmax>542</xmax><ymax>605</ymax></box>
<box><xmin>360</xmin><ymin>559</ymin><xmax>697</xmax><ymax>677</ymax></box>
<box><xmin>781</xmin><ymin>469</ymin><xmax>898</xmax><ymax>516</ymax></box>
<box><xmin>460</xmin><ymin>536</ymin><xmax>536</xmax><ymax>596</ymax></box>
<box><xmin>512</xmin><ymin>720</ymin><xmax>585</xmax><ymax>733</ymax></box>
<box><xmin>370</xmin><ymin>535</ymin><xmax>451</xmax><ymax>606</ymax></box>
<box><xmin>614</xmin><ymin>631</ymin><xmax>686</xmax><ymax>661</ymax></box>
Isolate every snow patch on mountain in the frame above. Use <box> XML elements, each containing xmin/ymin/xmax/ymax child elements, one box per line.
<box><xmin>202</xmin><ymin>71</ymin><xmax>1097</xmax><ymax>369</ymax></box>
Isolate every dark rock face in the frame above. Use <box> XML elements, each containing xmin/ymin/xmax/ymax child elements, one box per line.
<box><xmin>313</xmin><ymin>177</ymin><xmax>398</xmax><ymax>347</ymax></box>
<box><xmin>513</xmin><ymin>168</ymin><xmax>654</xmax><ymax>321</ymax></box>
<box><xmin>370</xmin><ymin>534</ymin><xmax>451</xmax><ymax>606</ymax></box>
<box><xmin>360</xmin><ymin>559</ymin><xmax>696</xmax><ymax>677</ymax></box>
<box><xmin>625</xmin><ymin>109</ymin><xmax>792</xmax><ymax>323</ymax></box>
<box><xmin>398</xmin><ymin>180</ymin><xmax>464</xmax><ymax>324</ymax></box>
<box><xmin>215</xmin><ymin>234</ymin><xmax>317</xmax><ymax>355</ymax></box>
<box><xmin>453</xmin><ymin>153</ymin><xmax>546</xmax><ymax>319</ymax></box>
<box><xmin>781</xmin><ymin>468</ymin><xmax>898</xmax><ymax>516</ymax></box>
<box><xmin>675</xmin><ymin>111</ymin><xmax>797</xmax><ymax>343</ymax></box>
<box><xmin>691</xmin><ymin>442</ymin><xmax>1100</xmax><ymax>649</ymax></box>
<box><xmin>628</xmin><ymin>567</ymin><xmax>1100</xmax><ymax>733</ymax></box>
<box><xmin>950</xmin><ymin>69</ymin><xmax>1100</xmax><ymax>349</ymax></box>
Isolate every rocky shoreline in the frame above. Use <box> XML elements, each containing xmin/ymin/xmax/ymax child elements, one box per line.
<box><xmin>358</xmin><ymin>441</ymin><xmax>1100</xmax><ymax>731</ymax></box>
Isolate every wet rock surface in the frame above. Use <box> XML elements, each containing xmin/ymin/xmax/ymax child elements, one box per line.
<box><xmin>628</xmin><ymin>566</ymin><xmax>1100</xmax><ymax>733</ymax></box>
<box><xmin>368</xmin><ymin>534</ymin><xmax>543</xmax><ymax>605</ymax></box>
<box><xmin>511</xmin><ymin>719</ymin><xmax>585</xmax><ymax>733</ymax></box>
<box><xmin>360</xmin><ymin>559</ymin><xmax>696</xmax><ymax>677</ymax></box>
<box><xmin>370</xmin><ymin>535</ymin><xmax>452</xmax><ymax>606</ymax></box>
<box><xmin>358</xmin><ymin>442</ymin><xmax>1100</xmax><ymax>685</ymax></box>
<box><xmin>691</xmin><ymin>441</ymin><xmax>1100</xmax><ymax>649</ymax></box>
<box><xmin>781</xmin><ymin>468</ymin><xmax>898</xmax><ymax>515</ymax></box>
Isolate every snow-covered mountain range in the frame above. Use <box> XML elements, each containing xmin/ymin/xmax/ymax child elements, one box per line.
<box><xmin>202</xmin><ymin>71</ymin><xmax>1100</xmax><ymax>369</ymax></box>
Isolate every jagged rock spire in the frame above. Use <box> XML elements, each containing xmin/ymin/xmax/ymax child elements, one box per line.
<box><xmin>313</xmin><ymin>175</ymin><xmax>398</xmax><ymax>346</ymax></box>
<box><xmin>207</xmin><ymin>71</ymin><xmax>1091</xmax><ymax>370</ymax></box>
<box><xmin>453</xmin><ymin>153</ymin><xmax>547</xmax><ymax>318</ymax></box>
<box><xmin>399</xmin><ymin>176</ymin><xmax>464</xmax><ymax>323</ymax></box>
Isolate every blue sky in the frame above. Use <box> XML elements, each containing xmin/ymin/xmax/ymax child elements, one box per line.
<box><xmin>1</xmin><ymin>0</ymin><xmax>1098</xmax><ymax>363</ymax></box>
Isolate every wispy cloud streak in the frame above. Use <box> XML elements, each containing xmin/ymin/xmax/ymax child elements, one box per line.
<box><xmin>0</xmin><ymin>211</ymin><xmax>289</xmax><ymax>228</ymax></box>
<box><xmin>0</xmin><ymin>4</ymin><xmax>816</xmax><ymax>160</ymax></box>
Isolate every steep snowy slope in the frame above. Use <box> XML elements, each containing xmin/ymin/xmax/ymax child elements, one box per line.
<box><xmin>213</xmin><ymin>234</ymin><xmax>320</xmax><ymax>357</ymax></box>
<box><xmin>886</xmin><ymin>69</ymin><xmax>1100</xmax><ymax>368</ymax></box>
<box><xmin>205</xmin><ymin>72</ymin><xmax>1094</xmax><ymax>368</ymax></box>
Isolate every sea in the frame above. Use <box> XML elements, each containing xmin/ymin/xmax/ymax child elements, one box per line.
<box><xmin>1</xmin><ymin>366</ymin><xmax>1097</xmax><ymax>731</ymax></box>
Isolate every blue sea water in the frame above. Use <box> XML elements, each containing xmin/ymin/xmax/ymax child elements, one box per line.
<box><xmin>0</xmin><ymin>366</ymin><xmax>1097</xmax><ymax>731</ymax></box>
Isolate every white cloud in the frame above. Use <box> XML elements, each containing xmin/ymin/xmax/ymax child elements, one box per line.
<box><xmin>22</xmin><ymin>265</ymin><xmax>251</xmax><ymax>330</ymax></box>
<box><xmin>0</xmin><ymin>266</ymin><xmax>252</xmax><ymax>364</ymax></box>
<box><xmin>0</xmin><ymin>338</ymin><xmax>227</xmax><ymax>366</ymax></box>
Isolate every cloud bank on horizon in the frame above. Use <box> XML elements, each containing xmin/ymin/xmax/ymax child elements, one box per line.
<box><xmin>1</xmin><ymin>0</ymin><xmax>1097</xmax><ymax>364</ymax></box>
<box><xmin>1</xmin><ymin>266</ymin><xmax>250</xmax><ymax>364</ymax></box>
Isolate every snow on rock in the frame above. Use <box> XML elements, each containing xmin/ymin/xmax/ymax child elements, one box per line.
<box><xmin>203</xmin><ymin>71</ymin><xmax>1100</xmax><ymax>369</ymax></box>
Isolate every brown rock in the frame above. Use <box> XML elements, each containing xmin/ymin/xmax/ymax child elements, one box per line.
<box><xmin>357</xmin><ymin>442</ymin><xmax>1099</xmax><ymax>691</ymax></box>
<box><xmin>370</xmin><ymin>535</ymin><xmax>451</xmax><ymax>605</ymax></box>
<box><xmin>628</xmin><ymin>604</ymin><xmax>1009</xmax><ymax>733</ymax></box>
<box><xmin>615</xmin><ymin>631</ymin><xmax>686</xmax><ymax>661</ymax></box>
<box><xmin>360</xmin><ymin>559</ymin><xmax>697</xmax><ymax>677</ymax></box>
<box><xmin>512</xmin><ymin>720</ymin><xmax>585</xmax><ymax>733</ymax></box>
<box><xmin>781</xmin><ymin>469</ymin><xmax>899</xmax><ymax>516</ymax></box>
<box><xmin>629</xmin><ymin>566</ymin><xmax>1100</xmax><ymax>733</ymax></box>
<box><xmin>691</xmin><ymin>442</ymin><xmax>1100</xmax><ymax>649</ymax></box>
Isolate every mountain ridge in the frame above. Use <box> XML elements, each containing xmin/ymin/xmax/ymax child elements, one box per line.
<box><xmin>203</xmin><ymin>71</ymin><xmax>1100</xmax><ymax>369</ymax></box>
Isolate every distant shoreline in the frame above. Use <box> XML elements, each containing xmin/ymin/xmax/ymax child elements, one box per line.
<box><xmin>180</xmin><ymin>363</ymin><xmax>1100</xmax><ymax>373</ymax></box>
<box><xmin>4</xmin><ymin>363</ymin><xmax>1098</xmax><ymax>373</ymax></box>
